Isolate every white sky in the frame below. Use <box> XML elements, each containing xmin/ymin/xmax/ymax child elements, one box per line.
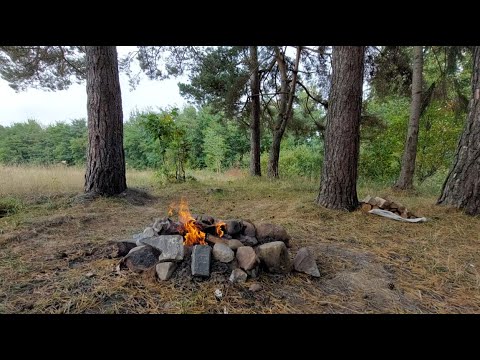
<box><xmin>0</xmin><ymin>46</ymin><xmax>188</xmax><ymax>127</ymax></box>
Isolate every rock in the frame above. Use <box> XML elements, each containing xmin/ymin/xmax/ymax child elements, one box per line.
<box><xmin>213</xmin><ymin>243</ymin><xmax>235</xmax><ymax>263</ymax></box>
<box><xmin>85</xmin><ymin>272</ymin><xmax>95</xmax><ymax>278</ymax></box>
<box><xmin>293</xmin><ymin>247</ymin><xmax>320</xmax><ymax>277</ymax></box>
<box><xmin>229</xmin><ymin>268</ymin><xmax>247</xmax><ymax>283</ymax></box>
<box><xmin>123</xmin><ymin>245</ymin><xmax>160</xmax><ymax>273</ymax></box>
<box><xmin>113</xmin><ymin>240</ymin><xmax>137</xmax><ymax>257</ymax></box>
<box><xmin>236</xmin><ymin>246</ymin><xmax>259</xmax><ymax>271</ymax></box>
<box><xmin>132</xmin><ymin>232</ymin><xmax>152</xmax><ymax>246</ymax></box>
<box><xmin>196</xmin><ymin>215</ymin><xmax>215</xmax><ymax>225</ymax></box>
<box><xmin>256</xmin><ymin>241</ymin><xmax>291</xmax><ymax>274</ymax></box>
<box><xmin>227</xmin><ymin>239</ymin><xmax>243</xmax><ymax>251</ymax></box>
<box><xmin>249</xmin><ymin>283</ymin><xmax>262</xmax><ymax>292</ymax></box>
<box><xmin>191</xmin><ymin>245</ymin><xmax>211</xmax><ymax>277</ymax></box>
<box><xmin>140</xmin><ymin>235</ymin><xmax>184</xmax><ymax>262</ymax></box>
<box><xmin>225</xmin><ymin>220</ymin><xmax>243</xmax><ymax>236</ymax></box>
<box><xmin>246</xmin><ymin>266</ymin><xmax>259</xmax><ymax>278</ymax></box>
<box><xmin>255</xmin><ymin>223</ymin><xmax>291</xmax><ymax>247</ymax></box>
<box><xmin>156</xmin><ymin>262</ymin><xmax>177</xmax><ymax>280</ymax></box>
<box><xmin>152</xmin><ymin>218</ymin><xmax>181</xmax><ymax>235</ymax></box>
<box><xmin>238</xmin><ymin>235</ymin><xmax>258</xmax><ymax>247</ymax></box>
<box><xmin>143</xmin><ymin>227</ymin><xmax>156</xmax><ymax>238</ymax></box>
<box><xmin>242</xmin><ymin>221</ymin><xmax>256</xmax><ymax>237</ymax></box>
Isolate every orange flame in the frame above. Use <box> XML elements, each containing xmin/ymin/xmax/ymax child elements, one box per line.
<box><xmin>179</xmin><ymin>197</ymin><xmax>207</xmax><ymax>246</ymax></box>
<box><xmin>215</xmin><ymin>221</ymin><xmax>226</xmax><ymax>238</ymax></box>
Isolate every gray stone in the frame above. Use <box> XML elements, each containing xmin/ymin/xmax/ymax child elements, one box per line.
<box><xmin>249</xmin><ymin>283</ymin><xmax>262</xmax><ymax>292</ymax></box>
<box><xmin>140</xmin><ymin>235</ymin><xmax>184</xmax><ymax>262</ymax></box>
<box><xmin>242</xmin><ymin>221</ymin><xmax>256</xmax><ymax>237</ymax></box>
<box><xmin>213</xmin><ymin>243</ymin><xmax>235</xmax><ymax>263</ymax></box>
<box><xmin>152</xmin><ymin>217</ymin><xmax>181</xmax><ymax>235</ymax></box>
<box><xmin>238</xmin><ymin>235</ymin><xmax>258</xmax><ymax>247</ymax></box>
<box><xmin>123</xmin><ymin>245</ymin><xmax>160</xmax><ymax>273</ymax></box>
<box><xmin>191</xmin><ymin>245</ymin><xmax>211</xmax><ymax>277</ymax></box>
<box><xmin>236</xmin><ymin>246</ymin><xmax>259</xmax><ymax>271</ymax></box>
<box><xmin>156</xmin><ymin>262</ymin><xmax>177</xmax><ymax>280</ymax></box>
<box><xmin>133</xmin><ymin>232</ymin><xmax>152</xmax><ymax>246</ymax></box>
<box><xmin>294</xmin><ymin>247</ymin><xmax>320</xmax><ymax>277</ymax></box>
<box><xmin>229</xmin><ymin>268</ymin><xmax>247</xmax><ymax>283</ymax></box>
<box><xmin>143</xmin><ymin>227</ymin><xmax>156</xmax><ymax>238</ymax></box>
<box><xmin>227</xmin><ymin>239</ymin><xmax>244</xmax><ymax>251</ymax></box>
<box><xmin>225</xmin><ymin>220</ymin><xmax>243</xmax><ymax>236</ymax></box>
<box><xmin>257</xmin><ymin>241</ymin><xmax>292</xmax><ymax>274</ymax></box>
<box><xmin>255</xmin><ymin>223</ymin><xmax>291</xmax><ymax>247</ymax></box>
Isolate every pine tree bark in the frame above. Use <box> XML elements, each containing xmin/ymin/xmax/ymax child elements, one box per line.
<box><xmin>316</xmin><ymin>46</ymin><xmax>365</xmax><ymax>211</ymax></box>
<box><xmin>395</xmin><ymin>46</ymin><xmax>423</xmax><ymax>190</ymax></box>
<box><xmin>249</xmin><ymin>46</ymin><xmax>261</xmax><ymax>176</ymax></box>
<box><xmin>437</xmin><ymin>46</ymin><xmax>480</xmax><ymax>215</ymax></box>
<box><xmin>84</xmin><ymin>46</ymin><xmax>126</xmax><ymax>195</ymax></box>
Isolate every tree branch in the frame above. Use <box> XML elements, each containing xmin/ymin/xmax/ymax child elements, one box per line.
<box><xmin>296</xmin><ymin>80</ymin><xmax>328</xmax><ymax>109</ymax></box>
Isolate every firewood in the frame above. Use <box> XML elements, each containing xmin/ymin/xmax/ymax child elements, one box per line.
<box><xmin>372</xmin><ymin>205</ymin><xmax>380</xmax><ymax>210</ymax></box>
<box><xmin>360</xmin><ymin>203</ymin><xmax>372</xmax><ymax>212</ymax></box>
<box><xmin>374</xmin><ymin>197</ymin><xmax>387</xmax><ymax>208</ymax></box>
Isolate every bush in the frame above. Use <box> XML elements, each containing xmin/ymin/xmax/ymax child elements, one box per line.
<box><xmin>0</xmin><ymin>197</ymin><xmax>23</xmax><ymax>217</ymax></box>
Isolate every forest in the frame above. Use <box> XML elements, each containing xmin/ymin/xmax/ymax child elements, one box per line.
<box><xmin>0</xmin><ymin>46</ymin><xmax>479</xmax><ymax>314</ymax></box>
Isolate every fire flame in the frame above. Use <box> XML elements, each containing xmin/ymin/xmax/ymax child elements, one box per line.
<box><xmin>216</xmin><ymin>222</ymin><xmax>226</xmax><ymax>237</ymax></box>
<box><xmin>179</xmin><ymin>198</ymin><xmax>207</xmax><ymax>246</ymax></box>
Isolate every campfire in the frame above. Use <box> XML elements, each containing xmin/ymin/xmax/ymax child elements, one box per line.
<box><xmin>113</xmin><ymin>198</ymin><xmax>320</xmax><ymax>284</ymax></box>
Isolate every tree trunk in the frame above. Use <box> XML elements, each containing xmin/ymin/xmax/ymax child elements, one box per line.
<box><xmin>249</xmin><ymin>46</ymin><xmax>261</xmax><ymax>176</ymax></box>
<box><xmin>267</xmin><ymin>46</ymin><xmax>301</xmax><ymax>178</ymax></box>
<box><xmin>84</xmin><ymin>46</ymin><xmax>126</xmax><ymax>195</ymax></box>
<box><xmin>437</xmin><ymin>46</ymin><xmax>480</xmax><ymax>215</ymax></box>
<box><xmin>316</xmin><ymin>46</ymin><xmax>365</xmax><ymax>211</ymax></box>
<box><xmin>395</xmin><ymin>46</ymin><xmax>423</xmax><ymax>190</ymax></box>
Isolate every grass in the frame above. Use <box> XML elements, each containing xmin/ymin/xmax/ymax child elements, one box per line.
<box><xmin>0</xmin><ymin>165</ymin><xmax>479</xmax><ymax>313</ymax></box>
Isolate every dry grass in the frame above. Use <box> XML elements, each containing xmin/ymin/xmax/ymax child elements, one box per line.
<box><xmin>1</xmin><ymin>166</ymin><xmax>479</xmax><ymax>313</ymax></box>
<box><xmin>0</xmin><ymin>165</ymin><xmax>156</xmax><ymax>198</ymax></box>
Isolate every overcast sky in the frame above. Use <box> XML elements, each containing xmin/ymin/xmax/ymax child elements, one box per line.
<box><xmin>0</xmin><ymin>46</ymin><xmax>188</xmax><ymax>127</ymax></box>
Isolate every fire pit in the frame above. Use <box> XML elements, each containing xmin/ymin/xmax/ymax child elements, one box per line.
<box><xmin>113</xmin><ymin>198</ymin><xmax>320</xmax><ymax>283</ymax></box>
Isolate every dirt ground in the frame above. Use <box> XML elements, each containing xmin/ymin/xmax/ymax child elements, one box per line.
<box><xmin>1</xmin><ymin>177</ymin><xmax>479</xmax><ymax>313</ymax></box>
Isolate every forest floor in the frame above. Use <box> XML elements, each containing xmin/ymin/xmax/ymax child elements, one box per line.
<box><xmin>1</xmin><ymin>166</ymin><xmax>479</xmax><ymax>313</ymax></box>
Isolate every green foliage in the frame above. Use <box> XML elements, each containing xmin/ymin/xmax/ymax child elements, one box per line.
<box><xmin>0</xmin><ymin>119</ymin><xmax>87</xmax><ymax>165</ymax></box>
<box><xmin>133</xmin><ymin>108</ymin><xmax>190</xmax><ymax>181</ymax></box>
<box><xmin>260</xmin><ymin>136</ymin><xmax>322</xmax><ymax>179</ymax></box>
<box><xmin>416</xmin><ymin>100</ymin><xmax>464</xmax><ymax>181</ymax></box>
<box><xmin>176</xmin><ymin>47</ymin><xmax>249</xmax><ymax>117</ymax></box>
<box><xmin>0</xmin><ymin>46</ymin><xmax>86</xmax><ymax>91</ymax></box>
<box><xmin>0</xmin><ymin>197</ymin><xmax>23</xmax><ymax>217</ymax></box>
<box><xmin>359</xmin><ymin>96</ymin><xmax>464</xmax><ymax>184</ymax></box>
<box><xmin>203</xmin><ymin>121</ymin><xmax>227</xmax><ymax>172</ymax></box>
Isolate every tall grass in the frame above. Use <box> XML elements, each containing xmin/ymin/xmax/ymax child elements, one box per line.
<box><xmin>0</xmin><ymin>164</ymin><xmax>157</xmax><ymax>198</ymax></box>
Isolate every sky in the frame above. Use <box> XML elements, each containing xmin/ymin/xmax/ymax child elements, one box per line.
<box><xmin>0</xmin><ymin>47</ymin><xmax>188</xmax><ymax>127</ymax></box>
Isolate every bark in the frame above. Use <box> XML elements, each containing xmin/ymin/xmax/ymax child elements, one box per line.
<box><xmin>267</xmin><ymin>46</ymin><xmax>301</xmax><ymax>178</ymax></box>
<box><xmin>84</xmin><ymin>46</ymin><xmax>126</xmax><ymax>195</ymax></box>
<box><xmin>249</xmin><ymin>46</ymin><xmax>261</xmax><ymax>176</ymax></box>
<box><xmin>316</xmin><ymin>46</ymin><xmax>365</xmax><ymax>211</ymax></box>
<box><xmin>437</xmin><ymin>46</ymin><xmax>480</xmax><ymax>215</ymax></box>
<box><xmin>395</xmin><ymin>46</ymin><xmax>424</xmax><ymax>189</ymax></box>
